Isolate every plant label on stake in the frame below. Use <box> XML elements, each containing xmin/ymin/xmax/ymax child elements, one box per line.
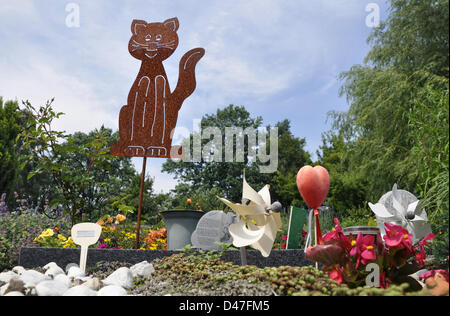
<box><xmin>71</xmin><ymin>223</ymin><xmax>102</xmax><ymax>273</ymax></box>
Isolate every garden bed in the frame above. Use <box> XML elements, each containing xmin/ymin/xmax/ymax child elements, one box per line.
<box><xmin>19</xmin><ymin>247</ymin><xmax>313</xmax><ymax>269</ymax></box>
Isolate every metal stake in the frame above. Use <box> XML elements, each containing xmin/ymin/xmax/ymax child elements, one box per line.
<box><xmin>135</xmin><ymin>156</ymin><xmax>147</xmax><ymax>249</ymax></box>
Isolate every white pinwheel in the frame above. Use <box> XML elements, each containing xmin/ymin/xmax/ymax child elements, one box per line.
<box><xmin>369</xmin><ymin>183</ymin><xmax>432</xmax><ymax>244</ymax></box>
<box><xmin>218</xmin><ymin>175</ymin><xmax>282</xmax><ymax>257</ymax></box>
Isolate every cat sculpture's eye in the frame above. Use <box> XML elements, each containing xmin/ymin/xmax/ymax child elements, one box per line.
<box><xmin>145</xmin><ymin>35</ymin><xmax>151</xmax><ymax>41</ymax></box>
<box><xmin>156</xmin><ymin>34</ymin><xmax>162</xmax><ymax>41</ymax></box>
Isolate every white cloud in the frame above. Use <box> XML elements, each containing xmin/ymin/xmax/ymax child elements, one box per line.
<box><xmin>0</xmin><ymin>0</ymin><xmax>383</xmax><ymax>192</ymax></box>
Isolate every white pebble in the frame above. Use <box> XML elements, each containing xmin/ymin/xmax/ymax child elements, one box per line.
<box><xmin>65</xmin><ymin>263</ymin><xmax>78</xmax><ymax>273</ymax></box>
<box><xmin>19</xmin><ymin>270</ymin><xmax>50</xmax><ymax>287</ymax></box>
<box><xmin>4</xmin><ymin>291</ymin><xmax>24</xmax><ymax>296</ymax></box>
<box><xmin>83</xmin><ymin>278</ymin><xmax>102</xmax><ymax>291</ymax></box>
<box><xmin>130</xmin><ymin>261</ymin><xmax>155</xmax><ymax>278</ymax></box>
<box><xmin>12</xmin><ymin>266</ymin><xmax>26</xmax><ymax>275</ymax></box>
<box><xmin>36</xmin><ymin>280</ymin><xmax>69</xmax><ymax>296</ymax></box>
<box><xmin>97</xmin><ymin>285</ymin><xmax>127</xmax><ymax>296</ymax></box>
<box><xmin>0</xmin><ymin>283</ymin><xmax>9</xmax><ymax>296</ymax></box>
<box><xmin>0</xmin><ymin>271</ymin><xmax>18</xmax><ymax>283</ymax></box>
<box><xmin>43</xmin><ymin>262</ymin><xmax>58</xmax><ymax>271</ymax></box>
<box><xmin>45</xmin><ymin>266</ymin><xmax>65</xmax><ymax>279</ymax></box>
<box><xmin>102</xmin><ymin>267</ymin><xmax>134</xmax><ymax>289</ymax></box>
<box><xmin>54</xmin><ymin>274</ymin><xmax>72</xmax><ymax>288</ymax></box>
<box><xmin>63</xmin><ymin>285</ymin><xmax>97</xmax><ymax>296</ymax></box>
<box><xmin>67</xmin><ymin>266</ymin><xmax>85</xmax><ymax>279</ymax></box>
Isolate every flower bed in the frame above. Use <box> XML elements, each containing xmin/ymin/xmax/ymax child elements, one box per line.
<box><xmin>305</xmin><ymin>218</ymin><xmax>441</xmax><ymax>290</ymax></box>
<box><xmin>33</xmin><ymin>214</ymin><xmax>167</xmax><ymax>251</ymax></box>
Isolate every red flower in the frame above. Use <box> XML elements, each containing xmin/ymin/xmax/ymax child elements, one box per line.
<box><xmin>302</xmin><ymin>230</ymin><xmax>307</xmax><ymax>238</ymax></box>
<box><xmin>323</xmin><ymin>218</ymin><xmax>343</xmax><ymax>242</ymax></box>
<box><xmin>350</xmin><ymin>233</ymin><xmax>377</xmax><ymax>268</ymax></box>
<box><xmin>329</xmin><ymin>269</ymin><xmax>343</xmax><ymax>283</ymax></box>
<box><xmin>414</xmin><ymin>233</ymin><xmax>435</xmax><ymax>266</ymax></box>
<box><xmin>383</xmin><ymin>223</ymin><xmax>413</xmax><ymax>252</ymax></box>
<box><xmin>281</xmin><ymin>243</ymin><xmax>286</xmax><ymax>249</ymax></box>
<box><xmin>322</xmin><ymin>218</ymin><xmax>351</xmax><ymax>250</ymax></box>
<box><xmin>282</xmin><ymin>235</ymin><xmax>288</xmax><ymax>241</ymax></box>
<box><xmin>379</xmin><ymin>272</ymin><xmax>389</xmax><ymax>289</ymax></box>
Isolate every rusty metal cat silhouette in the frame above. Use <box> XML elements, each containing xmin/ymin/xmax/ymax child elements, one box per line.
<box><xmin>111</xmin><ymin>17</ymin><xmax>205</xmax><ymax>158</ymax></box>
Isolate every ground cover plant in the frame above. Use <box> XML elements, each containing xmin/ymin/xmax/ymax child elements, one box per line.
<box><xmin>90</xmin><ymin>252</ymin><xmax>428</xmax><ymax>296</ymax></box>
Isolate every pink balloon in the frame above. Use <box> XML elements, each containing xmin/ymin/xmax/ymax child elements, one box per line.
<box><xmin>296</xmin><ymin>165</ymin><xmax>330</xmax><ymax>209</ymax></box>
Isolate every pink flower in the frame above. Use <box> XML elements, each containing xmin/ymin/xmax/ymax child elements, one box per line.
<box><xmin>414</xmin><ymin>233</ymin><xmax>435</xmax><ymax>266</ymax></box>
<box><xmin>329</xmin><ymin>269</ymin><xmax>343</xmax><ymax>283</ymax></box>
<box><xmin>350</xmin><ymin>233</ymin><xmax>377</xmax><ymax>268</ymax></box>
<box><xmin>281</xmin><ymin>243</ymin><xmax>286</xmax><ymax>249</ymax></box>
<box><xmin>282</xmin><ymin>235</ymin><xmax>288</xmax><ymax>241</ymax></box>
<box><xmin>323</xmin><ymin>218</ymin><xmax>352</xmax><ymax>250</ymax></box>
<box><xmin>383</xmin><ymin>223</ymin><xmax>413</xmax><ymax>252</ymax></box>
<box><xmin>380</xmin><ymin>272</ymin><xmax>389</xmax><ymax>289</ymax></box>
<box><xmin>323</xmin><ymin>218</ymin><xmax>344</xmax><ymax>242</ymax></box>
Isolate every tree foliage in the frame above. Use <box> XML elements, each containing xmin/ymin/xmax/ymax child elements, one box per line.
<box><xmin>0</xmin><ymin>98</ymin><xmax>21</xmax><ymax>205</ymax></box>
<box><xmin>321</xmin><ymin>0</ymin><xmax>449</xmax><ymax>265</ymax></box>
<box><xmin>19</xmin><ymin>99</ymin><xmax>137</xmax><ymax>224</ymax></box>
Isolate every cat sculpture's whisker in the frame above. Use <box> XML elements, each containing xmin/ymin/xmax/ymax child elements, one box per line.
<box><xmin>132</xmin><ymin>40</ymin><xmax>148</xmax><ymax>47</ymax></box>
<box><xmin>157</xmin><ymin>43</ymin><xmax>176</xmax><ymax>47</ymax></box>
<box><xmin>159</xmin><ymin>40</ymin><xmax>176</xmax><ymax>45</ymax></box>
<box><xmin>157</xmin><ymin>46</ymin><xmax>175</xmax><ymax>50</ymax></box>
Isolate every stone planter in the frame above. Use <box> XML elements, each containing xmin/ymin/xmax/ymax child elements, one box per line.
<box><xmin>160</xmin><ymin>210</ymin><xmax>204</xmax><ymax>250</ymax></box>
<box><xmin>19</xmin><ymin>247</ymin><xmax>314</xmax><ymax>269</ymax></box>
<box><xmin>343</xmin><ymin>226</ymin><xmax>380</xmax><ymax>242</ymax></box>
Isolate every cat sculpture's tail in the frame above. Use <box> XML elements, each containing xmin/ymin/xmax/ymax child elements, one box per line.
<box><xmin>171</xmin><ymin>48</ymin><xmax>205</xmax><ymax>111</ymax></box>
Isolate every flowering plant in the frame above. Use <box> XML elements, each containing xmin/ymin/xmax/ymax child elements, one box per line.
<box><xmin>96</xmin><ymin>213</ymin><xmax>141</xmax><ymax>249</ymax></box>
<box><xmin>34</xmin><ymin>228</ymin><xmax>76</xmax><ymax>248</ymax></box>
<box><xmin>96</xmin><ymin>214</ymin><xmax>167</xmax><ymax>250</ymax></box>
<box><xmin>305</xmin><ymin>218</ymin><xmax>435</xmax><ymax>289</ymax></box>
<box><xmin>145</xmin><ymin>228</ymin><xmax>167</xmax><ymax>250</ymax></box>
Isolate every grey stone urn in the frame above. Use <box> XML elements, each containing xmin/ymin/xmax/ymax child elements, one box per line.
<box><xmin>161</xmin><ymin>210</ymin><xmax>204</xmax><ymax>250</ymax></box>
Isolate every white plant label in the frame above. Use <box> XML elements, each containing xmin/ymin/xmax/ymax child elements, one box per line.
<box><xmin>71</xmin><ymin>223</ymin><xmax>102</xmax><ymax>273</ymax></box>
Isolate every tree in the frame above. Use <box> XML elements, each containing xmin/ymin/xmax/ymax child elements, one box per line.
<box><xmin>162</xmin><ymin>104</ymin><xmax>273</xmax><ymax>203</ymax></box>
<box><xmin>331</xmin><ymin>0</ymin><xmax>449</xmax><ymax>200</ymax></box>
<box><xmin>19</xmin><ymin>99</ymin><xmax>137</xmax><ymax>224</ymax></box>
<box><xmin>271</xmin><ymin>119</ymin><xmax>311</xmax><ymax>208</ymax></box>
<box><xmin>322</xmin><ymin>0</ymin><xmax>448</xmax><ymax>265</ymax></box>
<box><xmin>0</xmin><ymin>98</ymin><xmax>21</xmax><ymax>205</ymax></box>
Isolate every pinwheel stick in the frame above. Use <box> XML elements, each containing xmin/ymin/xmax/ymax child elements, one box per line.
<box><xmin>240</xmin><ymin>246</ymin><xmax>248</xmax><ymax>266</ymax></box>
<box><xmin>314</xmin><ymin>209</ymin><xmax>323</xmax><ymax>246</ymax></box>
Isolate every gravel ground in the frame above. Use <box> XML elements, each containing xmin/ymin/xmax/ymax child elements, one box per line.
<box><xmin>85</xmin><ymin>253</ymin><xmax>426</xmax><ymax>296</ymax></box>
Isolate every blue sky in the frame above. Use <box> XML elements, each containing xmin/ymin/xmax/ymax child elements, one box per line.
<box><xmin>0</xmin><ymin>0</ymin><xmax>389</xmax><ymax>193</ymax></box>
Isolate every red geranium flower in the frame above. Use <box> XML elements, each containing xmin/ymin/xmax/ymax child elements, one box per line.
<box><xmin>329</xmin><ymin>269</ymin><xmax>343</xmax><ymax>283</ymax></box>
<box><xmin>350</xmin><ymin>233</ymin><xmax>377</xmax><ymax>268</ymax></box>
<box><xmin>415</xmin><ymin>233</ymin><xmax>435</xmax><ymax>266</ymax></box>
<box><xmin>323</xmin><ymin>218</ymin><xmax>352</xmax><ymax>250</ymax></box>
<box><xmin>383</xmin><ymin>223</ymin><xmax>413</xmax><ymax>252</ymax></box>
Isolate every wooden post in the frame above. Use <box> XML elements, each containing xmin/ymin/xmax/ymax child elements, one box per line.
<box><xmin>135</xmin><ymin>156</ymin><xmax>147</xmax><ymax>249</ymax></box>
<box><xmin>240</xmin><ymin>246</ymin><xmax>248</xmax><ymax>266</ymax></box>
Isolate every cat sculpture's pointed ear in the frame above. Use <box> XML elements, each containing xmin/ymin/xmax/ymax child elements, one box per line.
<box><xmin>163</xmin><ymin>17</ymin><xmax>179</xmax><ymax>32</ymax></box>
<box><xmin>131</xmin><ymin>19</ymin><xmax>147</xmax><ymax>35</ymax></box>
